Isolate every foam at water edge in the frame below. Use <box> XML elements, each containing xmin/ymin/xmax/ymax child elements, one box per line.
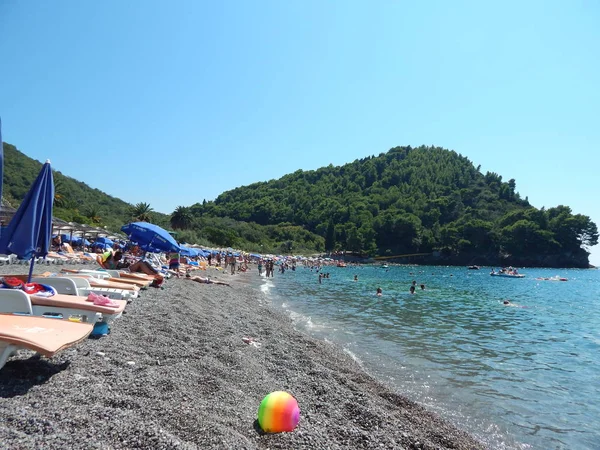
<box><xmin>343</xmin><ymin>347</ymin><xmax>363</xmax><ymax>366</ymax></box>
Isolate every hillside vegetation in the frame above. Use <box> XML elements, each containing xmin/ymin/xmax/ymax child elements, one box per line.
<box><xmin>185</xmin><ymin>146</ymin><xmax>597</xmax><ymax>266</ymax></box>
<box><xmin>3</xmin><ymin>142</ymin><xmax>597</xmax><ymax>266</ymax></box>
<box><xmin>2</xmin><ymin>142</ymin><xmax>169</xmax><ymax>231</ymax></box>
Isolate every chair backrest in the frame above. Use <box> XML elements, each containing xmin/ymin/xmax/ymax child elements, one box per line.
<box><xmin>0</xmin><ymin>290</ymin><xmax>34</xmax><ymax>315</ymax></box>
<box><xmin>60</xmin><ymin>277</ymin><xmax>92</xmax><ymax>290</ymax></box>
<box><xmin>30</xmin><ymin>277</ymin><xmax>78</xmax><ymax>296</ymax></box>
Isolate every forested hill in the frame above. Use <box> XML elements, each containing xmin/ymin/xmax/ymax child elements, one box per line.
<box><xmin>192</xmin><ymin>146</ymin><xmax>597</xmax><ymax>267</ymax></box>
<box><xmin>2</xmin><ymin>142</ymin><xmax>169</xmax><ymax>230</ymax></box>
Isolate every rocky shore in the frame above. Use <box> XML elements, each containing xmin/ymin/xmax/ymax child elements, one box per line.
<box><xmin>0</xmin><ymin>264</ymin><xmax>484</xmax><ymax>449</ymax></box>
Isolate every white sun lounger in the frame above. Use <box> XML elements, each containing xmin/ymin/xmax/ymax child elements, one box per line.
<box><xmin>0</xmin><ymin>289</ymin><xmax>126</xmax><ymax>324</ymax></box>
<box><xmin>31</xmin><ymin>276</ymin><xmax>137</xmax><ymax>300</ymax></box>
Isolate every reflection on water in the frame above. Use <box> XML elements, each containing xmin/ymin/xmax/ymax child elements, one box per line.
<box><xmin>255</xmin><ymin>265</ymin><xmax>600</xmax><ymax>450</ymax></box>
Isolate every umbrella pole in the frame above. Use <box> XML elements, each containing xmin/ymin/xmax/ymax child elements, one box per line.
<box><xmin>27</xmin><ymin>257</ymin><xmax>36</xmax><ymax>283</ymax></box>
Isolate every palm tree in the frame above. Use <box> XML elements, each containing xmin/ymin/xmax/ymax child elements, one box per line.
<box><xmin>85</xmin><ymin>206</ymin><xmax>102</xmax><ymax>224</ymax></box>
<box><xmin>170</xmin><ymin>206</ymin><xmax>193</xmax><ymax>230</ymax></box>
<box><xmin>130</xmin><ymin>202</ymin><xmax>154</xmax><ymax>222</ymax></box>
<box><xmin>54</xmin><ymin>177</ymin><xmax>67</xmax><ymax>208</ymax></box>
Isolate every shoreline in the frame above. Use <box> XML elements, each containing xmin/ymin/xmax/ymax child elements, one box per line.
<box><xmin>0</xmin><ymin>265</ymin><xmax>484</xmax><ymax>449</ymax></box>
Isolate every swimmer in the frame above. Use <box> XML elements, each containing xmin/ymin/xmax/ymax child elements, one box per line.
<box><xmin>376</xmin><ymin>287</ymin><xmax>382</xmax><ymax>296</ymax></box>
<box><xmin>420</xmin><ymin>284</ymin><xmax>425</xmax><ymax>290</ymax></box>
<box><xmin>409</xmin><ymin>285</ymin><xmax>415</xmax><ymax>294</ymax></box>
<box><xmin>503</xmin><ymin>299</ymin><xmax>527</xmax><ymax>308</ymax></box>
<box><xmin>354</xmin><ymin>275</ymin><xmax>358</xmax><ymax>281</ymax></box>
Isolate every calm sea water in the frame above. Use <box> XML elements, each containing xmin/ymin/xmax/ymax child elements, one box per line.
<box><xmin>251</xmin><ymin>265</ymin><xmax>600</xmax><ymax>450</ymax></box>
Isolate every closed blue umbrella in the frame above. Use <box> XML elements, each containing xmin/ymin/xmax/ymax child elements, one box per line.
<box><xmin>121</xmin><ymin>222</ymin><xmax>180</xmax><ymax>253</ymax></box>
<box><xmin>0</xmin><ymin>160</ymin><xmax>54</xmax><ymax>282</ymax></box>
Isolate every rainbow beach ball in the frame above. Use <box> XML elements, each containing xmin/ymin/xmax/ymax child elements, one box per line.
<box><xmin>257</xmin><ymin>391</ymin><xmax>300</xmax><ymax>433</ymax></box>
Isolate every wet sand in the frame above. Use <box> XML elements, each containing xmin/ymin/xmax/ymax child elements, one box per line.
<box><xmin>0</xmin><ymin>264</ymin><xmax>484</xmax><ymax>449</ymax></box>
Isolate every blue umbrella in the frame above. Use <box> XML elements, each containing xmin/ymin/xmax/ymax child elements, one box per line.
<box><xmin>95</xmin><ymin>236</ymin><xmax>114</xmax><ymax>247</ymax></box>
<box><xmin>0</xmin><ymin>160</ymin><xmax>54</xmax><ymax>282</ymax></box>
<box><xmin>179</xmin><ymin>245</ymin><xmax>195</xmax><ymax>257</ymax></box>
<box><xmin>121</xmin><ymin>222</ymin><xmax>180</xmax><ymax>253</ymax></box>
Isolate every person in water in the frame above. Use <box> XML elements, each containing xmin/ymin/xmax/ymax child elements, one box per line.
<box><xmin>376</xmin><ymin>287</ymin><xmax>382</xmax><ymax>296</ymax></box>
<box><xmin>409</xmin><ymin>285</ymin><xmax>415</xmax><ymax>294</ymax></box>
<box><xmin>354</xmin><ymin>275</ymin><xmax>358</xmax><ymax>281</ymax></box>
<box><xmin>420</xmin><ymin>284</ymin><xmax>425</xmax><ymax>290</ymax></box>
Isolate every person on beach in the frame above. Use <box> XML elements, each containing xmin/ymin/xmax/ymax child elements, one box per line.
<box><xmin>230</xmin><ymin>255</ymin><xmax>237</xmax><ymax>275</ymax></box>
<box><xmin>185</xmin><ymin>273</ymin><xmax>230</xmax><ymax>286</ymax></box>
<box><xmin>258</xmin><ymin>260</ymin><xmax>263</xmax><ymax>275</ymax></box>
<box><xmin>167</xmin><ymin>250</ymin><xmax>181</xmax><ymax>278</ymax></box>
<box><xmin>98</xmin><ymin>250</ymin><xmax>121</xmax><ymax>270</ymax></box>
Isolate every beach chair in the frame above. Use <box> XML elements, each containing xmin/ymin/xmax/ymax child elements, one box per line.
<box><xmin>62</xmin><ymin>243</ymin><xmax>95</xmax><ymax>264</ymax></box>
<box><xmin>46</xmin><ymin>252</ymin><xmax>69</xmax><ymax>264</ymax></box>
<box><xmin>0</xmin><ymin>287</ymin><xmax>126</xmax><ymax>324</ymax></box>
<box><xmin>0</xmin><ymin>254</ymin><xmax>17</xmax><ymax>265</ymax></box>
<box><xmin>32</xmin><ymin>276</ymin><xmax>137</xmax><ymax>300</ymax></box>
<box><xmin>0</xmin><ymin>312</ymin><xmax>93</xmax><ymax>371</ymax></box>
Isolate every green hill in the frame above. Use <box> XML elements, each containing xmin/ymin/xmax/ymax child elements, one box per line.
<box><xmin>2</xmin><ymin>142</ymin><xmax>169</xmax><ymax>231</ymax></box>
<box><xmin>188</xmin><ymin>146</ymin><xmax>597</xmax><ymax>267</ymax></box>
<box><xmin>3</xmin><ymin>142</ymin><xmax>596</xmax><ymax>267</ymax></box>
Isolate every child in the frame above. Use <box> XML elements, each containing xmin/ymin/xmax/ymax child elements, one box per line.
<box><xmin>167</xmin><ymin>250</ymin><xmax>181</xmax><ymax>278</ymax></box>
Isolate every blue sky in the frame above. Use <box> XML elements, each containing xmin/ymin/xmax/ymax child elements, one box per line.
<box><xmin>0</xmin><ymin>0</ymin><xmax>598</xmax><ymax>264</ymax></box>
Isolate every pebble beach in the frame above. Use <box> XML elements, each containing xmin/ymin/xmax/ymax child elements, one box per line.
<box><xmin>0</xmin><ymin>264</ymin><xmax>483</xmax><ymax>449</ymax></box>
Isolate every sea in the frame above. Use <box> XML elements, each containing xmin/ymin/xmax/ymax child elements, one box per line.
<box><xmin>250</xmin><ymin>264</ymin><xmax>600</xmax><ymax>450</ymax></box>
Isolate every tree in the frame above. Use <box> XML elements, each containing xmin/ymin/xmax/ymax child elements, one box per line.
<box><xmin>170</xmin><ymin>206</ymin><xmax>193</xmax><ymax>230</ymax></box>
<box><xmin>130</xmin><ymin>202</ymin><xmax>153</xmax><ymax>222</ymax></box>
<box><xmin>325</xmin><ymin>220</ymin><xmax>336</xmax><ymax>251</ymax></box>
<box><xmin>85</xmin><ymin>206</ymin><xmax>102</xmax><ymax>224</ymax></box>
<box><xmin>53</xmin><ymin>177</ymin><xmax>67</xmax><ymax>208</ymax></box>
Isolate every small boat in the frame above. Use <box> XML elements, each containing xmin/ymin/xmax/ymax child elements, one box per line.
<box><xmin>490</xmin><ymin>272</ymin><xmax>525</xmax><ymax>278</ymax></box>
<box><xmin>381</xmin><ymin>264</ymin><xmax>389</xmax><ymax>269</ymax></box>
<box><xmin>468</xmin><ymin>265</ymin><xmax>480</xmax><ymax>270</ymax></box>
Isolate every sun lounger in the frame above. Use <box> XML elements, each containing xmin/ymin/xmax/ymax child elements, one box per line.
<box><xmin>31</xmin><ymin>276</ymin><xmax>138</xmax><ymax>300</ymax></box>
<box><xmin>30</xmin><ymin>293</ymin><xmax>126</xmax><ymax>324</ymax></box>
<box><xmin>0</xmin><ymin>288</ymin><xmax>126</xmax><ymax>324</ymax></box>
<box><xmin>61</xmin><ymin>275</ymin><xmax>141</xmax><ymax>292</ymax></box>
<box><xmin>0</xmin><ymin>314</ymin><xmax>93</xmax><ymax>370</ymax></box>
<box><xmin>61</xmin><ymin>269</ymin><xmax>151</xmax><ymax>287</ymax></box>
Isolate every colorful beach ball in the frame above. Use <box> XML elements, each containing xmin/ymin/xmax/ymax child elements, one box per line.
<box><xmin>257</xmin><ymin>391</ymin><xmax>300</xmax><ymax>433</ymax></box>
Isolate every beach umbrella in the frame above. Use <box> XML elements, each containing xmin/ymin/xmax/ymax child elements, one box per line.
<box><xmin>0</xmin><ymin>160</ymin><xmax>54</xmax><ymax>282</ymax></box>
<box><xmin>95</xmin><ymin>236</ymin><xmax>114</xmax><ymax>247</ymax></box>
<box><xmin>121</xmin><ymin>222</ymin><xmax>180</xmax><ymax>253</ymax></box>
<box><xmin>179</xmin><ymin>245</ymin><xmax>195</xmax><ymax>257</ymax></box>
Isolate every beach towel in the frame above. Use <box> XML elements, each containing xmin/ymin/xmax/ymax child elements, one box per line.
<box><xmin>0</xmin><ymin>277</ymin><xmax>57</xmax><ymax>297</ymax></box>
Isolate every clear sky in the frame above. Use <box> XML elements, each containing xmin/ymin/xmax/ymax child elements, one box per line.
<box><xmin>0</xmin><ymin>0</ymin><xmax>598</xmax><ymax>264</ymax></box>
